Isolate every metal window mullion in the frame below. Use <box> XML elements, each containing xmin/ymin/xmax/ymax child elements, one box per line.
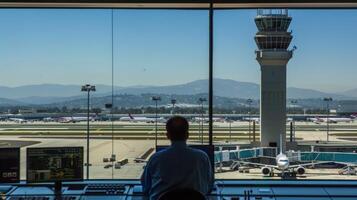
<box><xmin>208</xmin><ymin>1</ymin><xmax>213</xmax><ymax>146</ymax></box>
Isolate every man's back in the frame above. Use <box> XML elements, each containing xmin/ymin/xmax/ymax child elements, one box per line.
<box><xmin>141</xmin><ymin>141</ymin><xmax>213</xmax><ymax>200</ymax></box>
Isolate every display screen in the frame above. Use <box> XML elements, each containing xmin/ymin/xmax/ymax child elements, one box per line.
<box><xmin>27</xmin><ymin>147</ymin><xmax>83</xmax><ymax>183</ymax></box>
<box><xmin>0</xmin><ymin>148</ymin><xmax>20</xmax><ymax>183</ymax></box>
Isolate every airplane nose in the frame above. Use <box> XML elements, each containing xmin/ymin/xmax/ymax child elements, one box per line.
<box><xmin>278</xmin><ymin>162</ymin><xmax>289</xmax><ymax>169</ymax></box>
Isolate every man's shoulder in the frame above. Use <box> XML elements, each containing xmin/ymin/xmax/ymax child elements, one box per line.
<box><xmin>149</xmin><ymin>150</ymin><xmax>165</xmax><ymax>161</ymax></box>
<box><xmin>187</xmin><ymin>147</ymin><xmax>210</xmax><ymax>160</ymax></box>
<box><xmin>148</xmin><ymin>146</ymin><xmax>210</xmax><ymax>163</ymax></box>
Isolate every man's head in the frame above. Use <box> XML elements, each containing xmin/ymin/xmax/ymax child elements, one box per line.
<box><xmin>166</xmin><ymin>116</ymin><xmax>189</xmax><ymax>141</ymax></box>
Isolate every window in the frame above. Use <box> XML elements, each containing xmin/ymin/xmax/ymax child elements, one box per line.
<box><xmin>1</xmin><ymin>8</ymin><xmax>357</xmax><ymax>181</ymax></box>
<box><xmin>0</xmin><ymin>9</ymin><xmax>208</xmax><ymax>180</ymax></box>
<box><xmin>214</xmin><ymin>9</ymin><xmax>357</xmax><ymax>180</ymax></box>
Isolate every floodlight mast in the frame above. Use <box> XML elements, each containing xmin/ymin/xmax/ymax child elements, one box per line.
<box><xmin>323</xmin><ymin>97</ymin><xmax>333</xmax><ymax>142</ymax></box>
<box><xmin>81</xmin><ymin>84</ymin><xmax>96</xmax><ymax>180</ymax></box>
<box><xmin>171</xmin><ymin>99</ymin><xmax>176</xmax><ymax>115</ymax></box>
<box><xmin>152</xmin><ymin>96</ymin><xmax>161</xmax><ymax>150</ymax></box>
<box><xmin>247</xmin><ymin>98</ymin><xmax>253</xmax><ymax>142</ymax></box>
<box><xmin>198</xmin><ymin>97</ymin><xmax>207</xmax><ymax>144</ymax></box>
<box><xmin>290</xmin><ymin>100</ymin><xmax>298</xmax><ymax>142</ymax></box>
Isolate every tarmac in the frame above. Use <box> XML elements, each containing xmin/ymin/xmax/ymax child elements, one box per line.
<box><xmin>0</xmin><ymin>121</ymin><xmax>357</xmax><ymax>180</ymax></box>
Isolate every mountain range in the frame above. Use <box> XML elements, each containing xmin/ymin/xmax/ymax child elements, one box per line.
<box><xmin>0</xmin><ymin>79</ymin><xmax>354</xmax><ymax>106</ymax></box>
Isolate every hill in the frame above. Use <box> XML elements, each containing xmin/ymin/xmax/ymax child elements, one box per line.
<box><xmin>0</xmin><ymin>79</ymin><xmax>352</xmax><ymax>106</ymax></box>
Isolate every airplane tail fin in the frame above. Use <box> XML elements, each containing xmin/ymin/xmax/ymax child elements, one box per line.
<box><xmin>129</xmin><ymin>113</ymin><xmax>134</xmax><ymax>120</ymax></box>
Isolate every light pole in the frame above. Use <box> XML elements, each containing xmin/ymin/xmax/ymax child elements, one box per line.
<box><xmin>171</xmin><ymin>99</ymin><xmax>176</xmax><ymax>115</ymax></box>
<box><xmin>247</xmin><ymin>99</ymin><xmax>253</xmax><ymax>142</ymax></box>
<box><xmin>198</xmin><ymin>97</ymin><xmax>207</xmax><ymax>144</ymax></box>
<box><xmin>81</xmin><ymin>84</ymin><xmax>96</xmax><ymax>180</ymax></box>
<box><xmin>105</xmin><ymin>102</ymin><xmax>115</xmax><ymax>178</ymax></box>
<box><xmin>228</xmin><ymin>119</ymin><xmax>232</xmax><ymax>143</ymax></box>
<box><xmin>152</xmin><ymin>96</ymin><xmax>161</xmax><ymax>150</ymax></box>
<box><xmin>323</xmin><ymin>97</ymin><xmax>333</xmax><ymax>142</ymax></box>
<box><xmin>290</xmin><ymin>100</ymin><xmax>298</xmax><ymax>142</ymax></box>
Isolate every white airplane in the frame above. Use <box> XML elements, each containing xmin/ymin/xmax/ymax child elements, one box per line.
<box><xmin>193</xmin><ymin>117</ymin><xmax>225</xmax><ymax>123</ymax></box>
<box><xmin>238</xmin><ymin>135</ymin><xmax>329</xmax><ymax>177</ymax></box>
<box><xmin>58</xmin><ymin>116</ymin><xmax>94</xmax><ymax>123</ymax></box>
<box><xmin>242</xmin><ymin>117</ymin><xmax>293</xmax><ymax>123</ymax></box>
<box><xmin>242</xmin><ymin>117</ymin><xmax>260</xmax><ymax>123</ymax></box>
<box><xmin>287</xmin><ymin>117</ymin><xmax>294</xmax><ymax>122</ymax></box>
<box><xmin>43</xmin><ymin>117</ymin><xmax>55</xmax><ymax>122</ymax></box>
<box><xmin>119</xmin><ymin>114</ymin><xmax>165</xmax><ymax>123</ymax></box>
<box><xmin>308</xmin><ymin>116</ymin><xmax>354</xmax><ymax>124</ymax></box>
<box><xmin>8</xmin><ymin>118</ymin><xmax>27</xmax><ymax>123</ymax></box>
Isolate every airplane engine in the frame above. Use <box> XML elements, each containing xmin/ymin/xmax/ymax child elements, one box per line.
<box><xmin>261</xmin><ymin>167</ymin><xmax>271</xmax><ymax>175</ymax></box>
<box><xmin>295</xmin><ymin>166</ymin><xmax>305</xmax><ymax>175</ymax></box>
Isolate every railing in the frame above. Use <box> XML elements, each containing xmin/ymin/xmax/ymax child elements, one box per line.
<box><xmin>257</xmin><ymin>9</ymin><xmax>289</xmax><ymax>16</ymax></box>
<box><xmin>215</xmin><ymin>147</ymin><xmax>357</xmax><ymax>164</ymax></box>
<box><xmin>215</xmin><ymin>147</ymin><xmax>277</xmax><ymax>163</ymax></box>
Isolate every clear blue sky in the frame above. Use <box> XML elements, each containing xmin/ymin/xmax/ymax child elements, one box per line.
<box><xmin>0</xmin><ymin>9</ymin><xmax>356</xmax><ymax>93</ymax></box>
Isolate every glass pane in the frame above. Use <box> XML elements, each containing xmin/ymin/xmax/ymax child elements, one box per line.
<box><xmin>214</xmin><ymin>9</ymin><xmax>357</xmax><ymax>180</ymax></box>
<box><xmin>0</xmin><ymin>9</ymin><xmax>208</xmax><ymax>180</ymax></box>
<box><xmin>112</xmin><ymin>10</ymin><xmax>209</xmax><ymax>179</ymax></box>
<box><xmin>0</xmin><ymin>9</ymin><xmax>112</xmax><ymax>180</ymax></box>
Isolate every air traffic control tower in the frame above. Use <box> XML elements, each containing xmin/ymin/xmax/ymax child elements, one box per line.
<box><xmin>254</xmin><ymin>9</ymin><xmax>293</xmax><ymax>150</ymax></box>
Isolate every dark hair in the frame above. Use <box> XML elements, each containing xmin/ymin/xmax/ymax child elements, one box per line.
<box><xmin>166</xmin><ymin>116</ymin><xmax>189</xmax><ymax>141</ymax></box>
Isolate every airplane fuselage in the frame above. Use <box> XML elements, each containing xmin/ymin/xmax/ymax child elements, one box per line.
<box><xmin>276</xmin><ymin>153</ymin><xmax>290</xmax><ymax>170</ymax></box>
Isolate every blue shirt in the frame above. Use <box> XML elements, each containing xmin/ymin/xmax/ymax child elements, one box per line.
<box><xmin>141</xmin><ymin>141</ymin><xmax>214</xmax><ymax>200</ymax></box>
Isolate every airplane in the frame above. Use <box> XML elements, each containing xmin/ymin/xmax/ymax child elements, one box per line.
<box><xmin>242</xmin><ymin>117</ymin><xmax>260</xmax><ymax>123</ymax></box>
<box><xmin>242</xmin><ymin>117</ymin><xmax>293</xmax><ymax>123</ymax></box>
<box><xmin>308</xmin><ymin>116</ymin><xmax>354</xmax><ymax>124</ymax></box>
<box><xmin>43</xmin><ymin>117</ymin><xmax>55</xmax><ymax>122</ymax></box>
<box><xmin>286</xmin><ymin>117</ymin><xmax>294</xmax><ymax>122</ymax></box>
<box><xmin>237</xmin><ymin>135</ymin><xmax>329</xmax><ymax>178</ymax></box>
<box><xmin>57</xmin><ymin>116</ymin><xmax>94</xmax><ymax>123</ymax></box>
<box><xmin>193</xmin><ymin>117</ymin><xmax>225</xmax><ymax>123</ymax></box>
<box><xmin>8</xmin><ymin>118</ymin><xmax>27</xmax><ymax>123</ymax></box>
<box><xmin>119</xmin><ymin>114</ymin><xmax>166</xmax><ymax>123</ymax></box>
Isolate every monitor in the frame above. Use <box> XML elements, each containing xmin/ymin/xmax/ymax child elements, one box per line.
<box><xmin>156</xmin><ymin>145</ymin><xmax>215</xmax><ymax>169</ymax></box>
<box><xmin>0</xmin><ymin>148</ymin><xmax>20</xmax><ymax>183</ymax></box>
<box><xmin>26</xmin><ymin>147</ymin><xmax>83</xmax><ymax>183</ymax></box>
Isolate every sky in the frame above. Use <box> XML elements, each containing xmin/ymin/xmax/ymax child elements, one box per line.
<box><xmin>0</xmin><ymin>9</ymin><xmax>357</xmax><ymax>93</ymax></box>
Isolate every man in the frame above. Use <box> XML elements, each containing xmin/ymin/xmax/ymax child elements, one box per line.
<box><xmin>141</xmin><ymin>116</ymin><xmax>214</xmax><ymax>200</ymax></box>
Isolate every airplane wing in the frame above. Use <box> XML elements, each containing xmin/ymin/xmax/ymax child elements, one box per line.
<box><xmin>289</xmin><ymin>161</ymin><xmax>334</xmax><ymax>168</ymax></box>
<box><xmin>238</xmin><ymin>161</ymin><xmax>276</xmax><ymax>168</ymax></box>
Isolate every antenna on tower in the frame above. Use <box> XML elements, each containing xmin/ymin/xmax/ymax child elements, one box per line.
<box><xmin>292</xmin><ymin>45</ymin><xmax>297</xmax><ymax>52</ymax></box>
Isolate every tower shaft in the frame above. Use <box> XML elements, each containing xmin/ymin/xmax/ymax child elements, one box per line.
<box><xmin>257</xmin><ymin>51</ymin><xmax>292</xmax><ymax>149</ymax></box>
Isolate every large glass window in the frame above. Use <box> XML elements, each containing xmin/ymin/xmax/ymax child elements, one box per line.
<box><xmin>214</xmin><ymin>9</ymin><xmax>357</xmax><ymax>180</ymax></box>
<box><xmin>1</xmin><ymin>8</ymin><xmax>357</xmax><ymax>181</ymax></box>
<box><xmin>0</xmin><ymin>9</ymin><xmax>208</xmax><ymax>180</ymax></box>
